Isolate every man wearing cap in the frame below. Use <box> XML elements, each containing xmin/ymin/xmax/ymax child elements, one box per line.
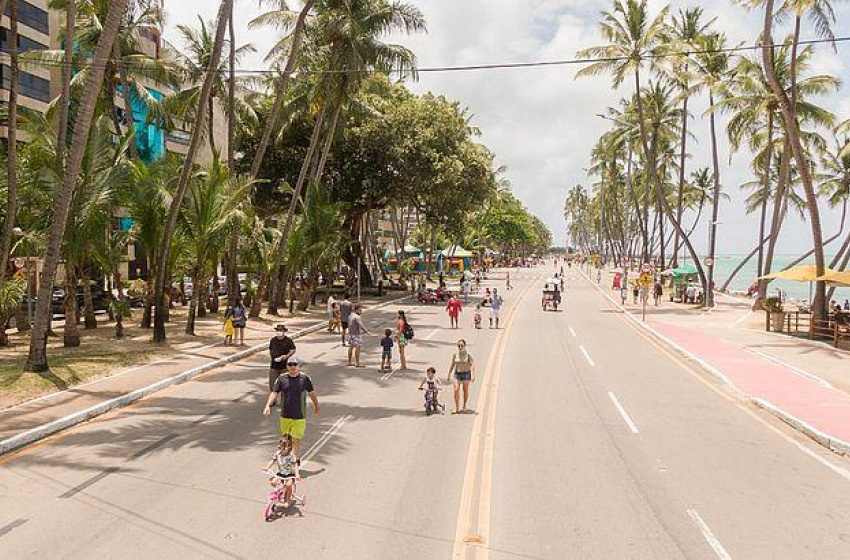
<box><xmin>263</xmin><ymin>357</ymin><xmax>319</xmax><ymax>457</ymax></box>
<box><xmin>268</xmin><ymin>324</ymin><xmax>297</xmax><ymax>391</ymax></box>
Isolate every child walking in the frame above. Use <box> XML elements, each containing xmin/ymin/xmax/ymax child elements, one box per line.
<box><xmin>222</xmin><ymin>314</ymin><xmax>234</xmax><ymax>345</ymax></box>
<box><xmin>380</xmin><ymin>328</ymin><xmax>394</xmax><ymax>373</ymax></box>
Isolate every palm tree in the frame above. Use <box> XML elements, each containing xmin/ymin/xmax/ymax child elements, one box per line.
<box><xmin>667</xmin><ymin>7</ymin><xmax>714</xmax><ymax>267</ymax></box>
<box><xmin>50</xmin><ymin>0</ymin><xmax>75</xmax><ymax>159</ymax></box>
<box><xmin>578</xmin><ymin>0</ymin><xmax>711</xmax><ymax>292</ymax></box>
<box><xmin>26</xmin><ymin>0</ymin><xmax>130</xmax><ymax>373</ymax></box>
<box><xmin>719</xmin><ymin>42</ymin><xmax>836</xmax><ymax>301</ymax></box>
<box><xmin>181</xmin><ymin>158</ymin><xmax>253</xmax><ymax>335</ymax></box>
<box><xmin>152</xmin><ymin>0</ymin><xmax>233</xmax><ymax>343</ymax></box>
<box><xmin>166</xmin><ymin>16</ymin><xmax>256</xmax><ymax>155</ymax></box>
<box><xmin>0</xmin><ymin>0</ymin><xmax>20</xmax><ymax>298</ymax></box>
<box><xmin>693</xmin><ymin>31</ymin><xmax>730</xmax><ymax>306</ymax></box>
<box><xmin>759</xmin><ymin>0</ymin><xmax>829</xmax><ymax>320</ymax></box>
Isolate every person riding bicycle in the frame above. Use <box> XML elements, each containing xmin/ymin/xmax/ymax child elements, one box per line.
<box><xmin>261</xmin><ymin>435</ymin><xmax>301</xmax><ymax>508</ymax></box>
<box><xmin>418</xmin><ymin>367</ymin><xmax>444</xmax><ymax>412</ymax></box>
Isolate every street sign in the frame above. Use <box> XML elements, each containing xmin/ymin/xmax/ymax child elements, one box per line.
<box><xmin>13</xmin><ymin>257</ymin><xmax>24</xmax><ymax>269</ymax></box>
<box><xmin>705</xmin><ymin>257</ymin><xmax>714</xmax><ymax>267</ymax></box>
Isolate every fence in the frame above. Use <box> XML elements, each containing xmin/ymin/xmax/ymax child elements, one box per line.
<box><xmin>766</xmin><ymin>310</ymin><xmax>850</xmax><ymax>349</ymax></box>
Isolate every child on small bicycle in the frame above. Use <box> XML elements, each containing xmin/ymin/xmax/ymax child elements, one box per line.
<box><xmin>418</xmin><ymin>367</ymin><xmax>444</xmax><ymax>412</ymax></box>
<box><xmin>261</xmin><ymin>435</ymin><xmax>301</xmax><ymax>507</ymax></box>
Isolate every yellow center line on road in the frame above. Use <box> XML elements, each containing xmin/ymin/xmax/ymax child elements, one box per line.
<box><xmin>452</xmin><ymin>273</ymin><xmax>541</xmax><ymax>560</ymax></box>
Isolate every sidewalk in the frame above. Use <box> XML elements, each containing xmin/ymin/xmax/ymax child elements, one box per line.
<box><xmin>584</xmin><ymin>266</ymin><xmax>850</xmax><ymax>455</ymax></box>
<box><xmin>0</xmin><ymin>291</ymin><xmax>411</xmax><ymax>455</ymax></box>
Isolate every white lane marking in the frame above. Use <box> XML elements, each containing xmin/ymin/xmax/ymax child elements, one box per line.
<box><xmin>568</xmin><ymin>327</ymin><xmax>577</xmax><ymax>338</ymax></box>
<box><xmin>793</xmin><ymin>442</ymin><xmax>850</xmax><ymax>483</ymax></box>
<box><xmin>687</xmin><ymin>509</ymin><xmax>732</xmax><ymax>560</ymax></box>
<box><xmin>301</xmin><ymin>415</ymin><xmax>350</xmax><ymax>463</ymax></box>
<box><xmin>728</xmin><ymin>311</ymin><xmax>753</xmax><ymax>329</ymax></box>
<box><xmin>425</xmin><ymin>329</ymin><xmax>439</xmax><ymax>341</ymax></box>
<box><xmin>739</xmin><ymin>346</ymin><xmax>834</xmax><ymax>390</ymax></box>
<box><xmin>579</xmin><ymin>345</ymin><xmax>595</xmax><ymax>367</ymax></box>
<box><xmin>381</xmin><ymin>366</ymin><xmax>402</xmax><ymax>381</ymax></box>
<box><xmin>608</xmin><ymin>392</ymin><xmax>639</xmax><ymax>434</ymax></box>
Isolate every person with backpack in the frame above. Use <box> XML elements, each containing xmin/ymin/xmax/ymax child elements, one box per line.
<box><xmin>396</xmin><ymin>310</ymin><xmax>413</xmax><ymax>370</ymax></box>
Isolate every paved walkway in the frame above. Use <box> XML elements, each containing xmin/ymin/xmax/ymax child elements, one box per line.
<box><xmin>586</xmin><ymin>264</ymin><xmax>850</xmax><ymax>452</ymax></box>
<box><xmin>0</xmin><ymin>292</ymin><xmax>408</xmax><ymax>446</ymax></box>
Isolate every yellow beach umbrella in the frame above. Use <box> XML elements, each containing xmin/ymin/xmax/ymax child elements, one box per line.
<box><xmin>759</xmin><ymin>264</ymin><xmax>835</xmax><ymax>282</ymax></box>
<box><xmin>815</xmin><ymin>270</ymin><xmax>850</xmax><ymax>286</ymax></box>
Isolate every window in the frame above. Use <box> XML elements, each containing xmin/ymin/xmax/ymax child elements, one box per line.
<box><xmin>3</xmin><ymin>2</ymin><xmax>49</xmax><ymax>35</ymax></box>
<box><xmin>0</xmin><ymin>27</ymin><xmax>48</xmax><ymax>52</ymax></box>
<box><xmin>0</xmin><ymin>65</ymin><xmax>50</xmax><ymax>102</ymax></box>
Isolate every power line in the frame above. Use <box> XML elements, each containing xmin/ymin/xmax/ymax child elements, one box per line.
<box><xmin>19</xmin><ymin>35</ymin><xmax>850</xmax><ymax>76</ymax></box>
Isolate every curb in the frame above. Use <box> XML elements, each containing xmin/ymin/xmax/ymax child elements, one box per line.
<box><xmin>579</xmin><ymin>268</ymin><xmax>849</xmax><ymax>457</ymax></box>
<box><xmin>0</xmin><ymin>293</ymin><xmax>412</xmax><ymax>457</ymax></box>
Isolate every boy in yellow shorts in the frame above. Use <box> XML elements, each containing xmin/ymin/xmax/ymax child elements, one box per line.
<box><xmin>262</xmin><ymin>357</ymin><xmax>320</xmax><ymax>457</ymax></box>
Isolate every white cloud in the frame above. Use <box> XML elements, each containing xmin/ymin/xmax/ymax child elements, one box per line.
<box><xmin>162</xmin><ymin>0</ymin><xmax>849</xmax><ymax>253</ymax></box>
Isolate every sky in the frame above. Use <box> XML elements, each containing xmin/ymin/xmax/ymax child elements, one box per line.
<box><xmin>161</xmin><ymin>0</ymin><xmax>850</xmax><ymax>255</ymax></box>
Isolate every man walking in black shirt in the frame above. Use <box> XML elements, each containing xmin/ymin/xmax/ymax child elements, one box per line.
<box><xmin>268</xmin><ymin>324</ymin><xmax>297</xmax><ymax>391</ymax></box>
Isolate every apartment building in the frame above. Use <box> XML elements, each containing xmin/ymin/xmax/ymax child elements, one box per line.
<box><xmin>0</xmin><ymin>1</ymin><xmax>226</xmax><ymax>163</ymax></box>
<box><xmin>0</xmin><ymin>0</ymin><xmax>51</xmax><ymax>140</ymax></box>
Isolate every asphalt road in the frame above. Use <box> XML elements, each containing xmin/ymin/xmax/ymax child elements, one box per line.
<box><xmin>2</xmin><ymin>266</ymin><xmax>850</xmax><ymax>559</ymax></box>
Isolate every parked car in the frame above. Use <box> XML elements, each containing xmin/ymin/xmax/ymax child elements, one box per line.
<box><xmin>49</xmin><ymin>282</ymin><xmax>108</xmax><ymax>315</ymax></box>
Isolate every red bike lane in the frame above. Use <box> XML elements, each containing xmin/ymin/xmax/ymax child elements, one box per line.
<box><xmin>650</xmin><ymin>319</ymin><xmax>850</xmax><ymax>450</ymax></box>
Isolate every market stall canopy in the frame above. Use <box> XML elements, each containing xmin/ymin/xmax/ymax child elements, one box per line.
<box><xmin>440</xmin><ymin>246</ymin><xmax>474</xmax><ymax>258</ymax></box>
<box><xmin>814</xmin><ymin>269</ymin><xmax>850</xmax><ymax>285</ymax></box>
<box><xmin>661</xmin><ymin>264</ymin><xmax>698</xmax><ymax>277</ymax></box>
<box><xmin>759</xmin><ymin>265</ymin><xmax>836</xmax><ymax>282</ymax></box>
<box><xmin>383</xmin><ymin>245</ymin><xmax>424</xmax><ymax>260</ymax></box>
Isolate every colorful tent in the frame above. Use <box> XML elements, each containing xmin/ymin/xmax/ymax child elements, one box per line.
<box><xmin>760</xmin><ymin>265</ymin><xmax>836</xmax><ymax>282</ymax></box>
<box><xmin>815</xmin><ymin>269</ymin><xmax>850</xmax><ymax>286</ymax></box>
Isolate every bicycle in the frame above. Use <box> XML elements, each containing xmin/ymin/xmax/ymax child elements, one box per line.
<box><xmin>263</xmin><ymin>470</ymin><xmax>306</xmax><ymax>521</ymax></box>
<box><xmin>419</xmin><ymin>386</ymin><xmax>444</xmax><ymax>415</ymax></box>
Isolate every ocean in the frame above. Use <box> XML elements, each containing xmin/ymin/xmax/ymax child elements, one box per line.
<box><xmin>681</xmin><ymin>253</ymin><xmax>850</xmax><ymax>304</ymax></box>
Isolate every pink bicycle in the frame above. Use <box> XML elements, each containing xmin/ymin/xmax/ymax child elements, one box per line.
<box><xmin>263</xmin><ymin>470</ymin><xmax>306</xmax><ymax>521</ymax></box>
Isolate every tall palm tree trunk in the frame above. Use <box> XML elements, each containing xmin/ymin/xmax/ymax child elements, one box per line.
<box><xmin>634</xmin><ymin>66</ymin><xmax>708</xmax><ymax>290</ymax></box>
<box><xmin>761</xmin><ymin>0</ymin><xmax>826</xmax><ymax>321</ymax></box>
<box><xmin>249</xmin><ymin>0</ymin><xmax>315</xmax><ymax>179</ymax></box>
<box><xmin>673</xmin><ymin>89</ymin><xmax>689</xmax><ymax>267</ymax></box>
<box><xmin>81</xmin><ymin>264</ymin><xmax>97</xmax><ymax>329</ymax></box>
<box><xmin>758</xmin><ymin>140</ymin><xmax>791</xmax><ymax>301</ymax></box>
<box><xmin>756</xmin><ymin>112</ymin><xmax>775</xmax><ymax>279</ymax></box>
<box><xmin>225</xmin><ymin>0</ymin><xmax>239</xmax><ymax>299</ymax></box>
<box><xmin>63</xmin><ymin>271</ymin><xmax>81</xmax><ymax>348</ymax></box>
<box><xmin>115</xmin><ymin>41</ymin><xmax>140</xmax><ymax>159</ymax></box>
<box><xmin>57</xmin><ymin>0</ymin><xmax>75</xmax><ymax>160</ymax></box>
<box><xmin>26</xmin><ymin>0</ymin><xmax>130</xmax><ymax>372</ymax></box>
<box><xmin>706</xmin><ymin>92</ymin><xmax>723</xmax><ymax>307</ymax></box>
<box><xmin>0</xmin><ymin>0</ymin><xmax>19</xmax><ymax>295</ymax></box>
<box><xmin>153</xmin><ymin>0</ymin><xmax>233</xmax><ymax>343</ymax></box>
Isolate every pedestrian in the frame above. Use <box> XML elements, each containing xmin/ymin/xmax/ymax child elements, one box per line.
<box><xmin>222</xmin><ymin>309</ymin><xmax>234</xmax><ymax>346</ymax></box>
<box><xmin>489</xmin><ymin>288</ymin><xmax>504</xmax><ymax>329</ymax></box>
<box><xmin>339</xmin><ymin>293</ymin><xmax>352</xmax><ymax>346</ymax></box>
<box><xmin>506</xmin><ymin>271</ymin><xmax>513</xmax><ymax>290</ymax></box>
<box><xmin>268</xmin><ymin>324</ymin><xmax>297</xmax><ymax>391</ymax></box>
<box><xmin>326</xmin><ymin>293</ymin><xmax>336</xmax><ymax>332</ymax></box>
<box><xmin>446</xmin><ymin>339</ymin><xmax>476</xmax><ymax>414</ymax></box>
<box><xmin>262</xmin><ymin>357</ymin><xmax>319</xmax><ymax>458</ymax></box>
<box><xmin>620</xmin><ymin>283</ymin><xmax>627</xmax><ymax>305</ymax></box>
<box><xmin>632</xmin><ymin>282</ymin><xmax>639</xmax><ymax>305</ymax></box>
<box><xmin>396</xmin><ymin>310</ymin><xmax>410</xmax><ymax>370</ymax></box>
<box><xmin>446</xmin><ymin>292</ymin><xmax>462</xmax><ymax>329</ymax></box>
<box><xmin>438</xmin><ymin>270</ymin><xmax>445</xmax><ymax>288</ymax></box>
<box><xmin>653</xmin><ymin>280</ymin><xmax>663</xmax><ymax>306</ymax></box>
<box><xmin>380</xmin><ymin>328</ymin><xmax>394</xmax><ymax>373</ymax></box>
<box><xmin>844</xmin><ymin>299</ymin><xmax>850</xmax><ymax>311</ymax></box>
<box><xmin>226</xmin><ymin>297</ymin><xmax>248</xmax><ymax>346</ymax></box>
<box><xmin>474</xmin><ymin>271</ymin><xmax>481</xmax><ymax>293</ymax></box>
<box><xmin>473</xmin><ymin>303</ymin><xmax>482</xmax><ymax>329</ymax></box>
<box><xmin>596</xmin><ymin>268</ymin><xmax>602</xmax><ymax>285</ymax></box>
<box><xmin>347</xmin><ymin>304</ymin><xmax>370</xmax><ymax>367</ymax></box>
<box><xmin>461</xmin><ymin>277</ymin><xmax>471</xmax><ymax>302</ymax></box>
